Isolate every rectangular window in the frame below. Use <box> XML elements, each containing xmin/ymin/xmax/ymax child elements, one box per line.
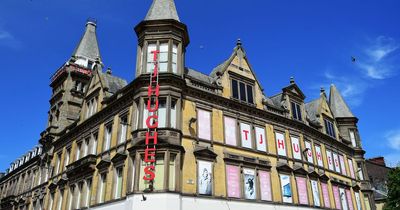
<box><xmin>82</xmin><ymin>138</ymin><xmax>89</xmax><ymax>157</ymax></box>
<box><xmin>333</xmin><ymin>153</ymin><xmax>341</xmax><ymax>173</ymax></box>
<box><xmin>357</xmin><ymin>163</ymin><xmax>364</xmax><ymax>180</ymax></box>
<box><xmin>90</xmin><ymin>133</ymin><xmax>98</xmax><ymax>155</ymax></box>
<box><xmin>255</xmin><ymin>127</ymin><xmax>266</xmax><ymax>152</ymax></box>
<box><xmin>311</xmin><ymin>180</ymin><xmax>321</xmax><ymax>207</ymax></box>
<box><xmin>118</xmin><ymin>116</ymin><xmax>128</xmax><ymax>144</ymax></box>
<box><xmin>114</xmin><ymin>167</ymin><xmax>123</xmax><ymax>199</ymax></box>
<box><xmin>259</xmin><ymin>171</ymin><xmax>272</xmax><ymax>201</ymax></box>
<box><xmin>48</xmin><ymin>193</ymin><xmax>54</xmax><ymax>210</ymax></box>
<box><xmin>355</xmin><ymin>192</ymin><xmax>362</xmax><ymax>210</ymax></box>
<box><xmin>339</xmin><ymin>188</ymin><xmax>349</xmax><ymax>210</ymax></box>
<box><xmin>280</xmin><ymin>174</ymin><xmax>292</xmax><ymax>203</ymax></box>
<box><xmin>333</xmin><ymin>186</ymin><xmax>341</xmax><ymax>210</ymax></box>
<box><xmin>143</xmin><ymin>98</ymin><xmax>167</xmax><ymax>128</ymax></box>
<box><xmin>198</xmin><ymin>109</ymin><xmax>211</xmax><ymax>140</ymax></box>
<box><xmin>172</xmin><ymin>44</ymin><xmax>178</xmax><ymax>73</ymax></box>
<box><xmin>239</xmin><ymin>82</ymin><xmax>246</xmax><ymax>101</ymax></box>
<box><xmin>243</xmin><ymin>168</ymin><xmax>256</xmax><ymax>200</ymax></box>
<box><xmin>346</xmin><ymin>189</ymin><xmax>354</xmax><ymax>210</ymax></box>
<box><xmin>305</xmin><ymin>141</ymin><xmax>313</xmax><ymax>163</ymax></box>
<box><xmin>321</xmin><ymin>182</ymin><xmax>331</xmax><ymax>208</ymax></box>
<box><xmin>103</xmin><ymin>124</ymin><xmax>112</xmax><ymax>151</ymax></box>
<box><xmin>348</xmin><ymin>159</ymin><xmax>355</xmax><ymax>178</ymax></box>
<box><xmin>76</xmin><ymin>182</ymin><xmax>83</xmax><ymax>209</ymax></box>
<box><xmin>84</xmin><ymin>179</ymin><xmax>92</xmax><ymax>207</ymax></box>
<box><xmin>291</xmin><ymin>136</ymin><xmax>301</xmax><ymax>160</ymax></box>
<box><xmin>349</xmin><ymin>130</ymin><xmax>357</xmax><ymax>147</ymax></box>
<box><xmin>224</xmin><ymin>116</ymin><xmax>237</xmax><ymax>146</ymax></box>
<box><xmin>159</xmin><ymin>42</ymin><xmax>169</xmax><ymax>72</ymax></box>
<box><xmin>276</xmin><ymin>132</ymin><xmax>286</xmax><ymax>156</ymax></box>
<box><xmin>291</xmin><ymin>102</ymin><xmax>302</xmax><ymax>120</ymax></box>
<box><xmin>246</xmin><ymin>84</ymin><xmax>254</xmax><ymax>104</ymax></box>
<box><xmin>76</xmin><ymin>142</ymin><xmax>82</xmax><ymax>161</ymax></box>
<box><xmin>57</xmin><ymin>190</ymin><xmax>63</xmax><ymax>210</ymax></box>
<box><xmin>315</xmin><ymin>145</ymin><xmax>324</xmax><ymax>167</ymax></box>
<box><xmin>363</xmin><ymin>194</ymin><xmax>372</xmax><ymax>210</ymax></box>
<box><xmin>240</xmin><ymin>122</ymin><xmax>252</xmax><ymax>149</ymax></box>
<box><xmin>339</xmin><ymin>155</ymin><xmax>347</xmax><ymax>176</ymax></box>
<box><xmin>169</xmin><ymin>154</ymin><xmax>176</xmax><ymax>191</ymax></box>
<box><xmin>170</xmin><ymin>99</ymin><xmax>177</xmax><ymax>129</ymax></box>
<box><xmin>326</xmin><ymin>150</ymin><xmax>334</xmax><ymax>171</ymax></box>
<box><xmin>231</xmin><ymin>80</ymin><xmax>239</xmax><ymax>99</ymax></box>
<box><xmin>198</xmin><ymin>160</ymin><xmax>213</xmax><ymax>195</ymax></box>
<box><xmin>226</xmin><ymin>165</ymin><xmax>241</xmax><ymax>198</ymax></box>
<box><xmin>139</xmin><ymin>154</ymin><xmax>165</xmax><ymax>191</ymax></box>
<box><xmin>146</xmin><ymin>43</ymin><xmax>157</xmax><ymax>73</ymax></box>
<box><xmin>98</xmin><ymin>173</ymin><xmax>106</xmax><ymax>203</ymax></box>
<box><xmin>324</xmin><ymin>118</ymin><xmax>336</xmax><ymax>138</ymax></box>
<box><xmin>296</xmin><ymin>176</ymin><xmax>308</xmax><ymax>205</ymax></box>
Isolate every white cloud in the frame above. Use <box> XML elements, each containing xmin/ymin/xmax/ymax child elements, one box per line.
<box><xmin>383</xmin><ymin>153</ymin><xmax>400</xmax><ymax>167</ymax></box>
<box><xmin>385</xmin><ymin>129</ymin><xmax>400</xmax><ymax>151</ymax></box>
<box><xmin>0</xmin><ymin>24</ymin><xmax>22</xmax><ymax>49</ymax></box>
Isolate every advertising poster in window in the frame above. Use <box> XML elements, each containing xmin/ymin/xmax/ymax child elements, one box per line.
<box><xmin>339</xmin><ymin>155</ymin><xmax>347</xmax><ymax>176</ymax></box>
<box><xmin>305</xmin><ymin>141</ymin><xmax>313</xmax><ymax>163</ymax></box>
<box><xmin>198</xmin><ymin>161</ymin><xmax>212</xmax><ymax>195</ymax></box>
<box><xmin>321</xmin><ymin>183</ymin><xmax>331</xmax><ymax>208</ymax></box>
<box><xmin>296</xmin><ymin>177</ymin><xmax>308</xmax><ymax>205</ymax></box>
<box><xmin>291</xmin><ymin>137</ymin><xmax>302</xmax><ymax>160</ymax></box>
<box><xmin>339</xmin><ymin>188</ymin><xmax>348</xmax><ymax>210</ymax></box>
<box><xmin>346</xmin><ymin>189</ymin><xmax>354</xmax><ymax>210</ymax></box>
<box><xmin>198</xmin><ymin>109</ymin><xmax>211</xmax><ymax>140</ymax></box>
<box><xmin>348</xmin><ymin>159</ymin><xmax>355</xmax><ymax>178</ymax></box>
<box><xmin>354</xmin><ymin>192</ymin><xmax>362</xmax><ymax>210</ymax></box>
<box><xmin>240</xmin><ymin>123</ymin><xmax>252</xmax><ymax>149</ymax></box>
<box><xmin>276</xmin><ymin>132</ymin><xmax>287</xmax><ymax>156</ymax></box>
<box><xmin>259</xmin><ymin>171</ymin><xmax>272</xmax><ymax>201</ymax></box>
<box><xmin>224</xmin><ymin>117</ymin><xmax>237</xmax><ymax>146</ymax></box>
<box><xmin>226</xmin><ymin>165</ymin><xmax>240</xmax><ymax>198</ymax></box>
<box><xmin>243</xmin><ymin>168</ymin><xmax>256</xmax><ymax>199</ymax></box>
<box><xmin>333</xmin><ymin>153</ymin><xmax>341</xmax><ymax>173</ymax></box>
<box><xmin>333</xmin><ymin>186</ymin><xmax>342</xmax><ymax>210</ymax></box>
<box><xmin>255</xmin><ymin>127</ymin><xmax>267</xmax><ymax>152</ymax></box>
<box><xmin>315</xmin><ymin>146</ymin><xmax>324</xmax><ymax>167</ymax></box>
<box><xmin>280</xmin><ymin>174</ymin><xmax>292</xmax><ymax>203</ymax></box>
<box><xmin>311</xmin><ymin>180</ymin><xmax>321</xmax><ymax>207</ymax></box>
<box><xmin>326</xmin><ymin>150</ymin><xmax>334</xmax><ymax>171</ymax></box>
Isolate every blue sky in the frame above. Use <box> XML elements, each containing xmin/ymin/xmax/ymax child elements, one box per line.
<box><xmin>1</xmin><ymin>0</ymin><xmax>400</xmax><ymax>170</ymax></box>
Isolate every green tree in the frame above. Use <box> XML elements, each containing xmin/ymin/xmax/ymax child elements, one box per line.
<box><xmin>384</xmin><ymin>167</ymin><xmax>400</xmax><ymax>210</ymax></box>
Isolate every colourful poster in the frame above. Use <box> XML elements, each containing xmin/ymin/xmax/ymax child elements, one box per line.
<box><xmin>305</xmin><ymin>141</ymin><xmax>313</xmax><ymax>163</ymax></box>
<box><xmin>315</xmin><ymin>146</ymin><xmax>323</xmax><ymax>167</ymax></box>
<box><xmin>339</xmin><ymin>155</ymin><xmax>347</xmax><ymax>176</ymax></box>
<box><xmin>243</xmin><ymin>168</ymin><xmax>256</xmax><ymax>199</ymax></box>
<box><xmin>224</xmin><ymin>117</ymin><xmax>237</xmax><ymax>146</ymax></box>
<box><xmin>198</xmin><ymin>109</ymin><xmax>211</xmax><ymax>140</ymax></box>
<box><xmin>255</xmin><ymin>127</ymin><xmax>267</xmax><ymax>152</ymax></box>
<box><xmin>226</xmin><ymin>165</ymin><xmax>240</xmax><ymax>198</ymax></box>
<box><xmin>240</xmin><ymin>123</ymin><xmax>252</xmax><ymax>149</ymax></box>
<box><xmin>280</xmin><ymin>174</ymin><xmax>292</xmax><ymax>203</ymax></box>
<box><xmin>259</xmin><ymin>171</ymin><xmax>272</xmax><ymax>201</ymax></box>
<box><xmin>348</xmin><ymin>159</ymin><xmax>355</xmax><ymax>178</ymax></box>
<box><xmin>333</xmin><ymin>186</ymin><xmax>342</xmax><ymax>210</ymax></box>
<box><xmin>333</xmin><ymin>153</ymin><xmax>341</xmax><ymax>173</ymax></box>
<box><xmin>198</xmin><ymin>161</ymin><xmax>212</xmax><ymax>195</ymax></box>
<box><xmin>311</xmin><ymin>180</ymin><xmax>321</xmax><ymax>207</ymax></box>
<box><xmin>321</xmin><ymin>183</ymin><xmax>331</xmax><ymax>208</ymax></box>
<box><xmin>291</xmin><ymin>137</ymin><xmax>302</xmax><ymax>160</ymax></box>
<box><xmin>327</xmin><ymin>150</ymin><xmax>334</xmax><ymax>170</ymax></box>
<box><xmin>296</xmin><ymin>177</ymin><xmax>308</xmax><ymax>205</ymax></box>
<box><xmin>339</xmin><ymin>188</ymin><xmax>348</xmax><ymax>210</ymax></box>
<box><xmin>346</xmin><ymin>189</ymin><xmax>354</xmax><ymax>210</ymax></box>
<box><xmin>276</xmin><ymin>133</ymin><xmax>287</xmax><ymax>156</ymax></box>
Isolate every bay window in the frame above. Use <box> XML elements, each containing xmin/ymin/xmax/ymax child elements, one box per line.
<box><xmin>142</xmin><ymin>97</ymin><xmax>177</xmax><ymax>129</ymax></box>
<box><xmin>144</xmin><ymin>41</ymin><xmax>179</xmax><ymax>74</ymax></box>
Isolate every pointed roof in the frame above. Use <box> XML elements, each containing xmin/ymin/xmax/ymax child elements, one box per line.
<box><xmin>145</xmin><ymin>0</ymin><xmax>180</xmax><ymax>22</ymax></box>
<box><xmin>72</xmin><ymin>20</ymin><xmax>101</xmax><ymax>62</ymax></box>
<box><xmin>329</xmin><ymin>84</ymin><xmax>354</xmax><ymax>118</ymax></box>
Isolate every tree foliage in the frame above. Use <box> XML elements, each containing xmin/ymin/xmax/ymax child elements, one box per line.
<box><xmin>384</xmin><ymin>167</ymin><xmax>400</xmax><ymax>210</ymax></box>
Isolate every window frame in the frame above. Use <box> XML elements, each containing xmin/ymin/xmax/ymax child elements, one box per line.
<box><xmin>230</xmin><ymin>78</ymin><xmax>255</xmax><ymax>105</ymax></box>
<box><xmin>143</xmin><ymin>40</ymin><xmax>180</xmax><ymax>74</ymax></box>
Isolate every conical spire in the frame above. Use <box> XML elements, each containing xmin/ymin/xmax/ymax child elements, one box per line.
<box><xmin>329</xmin><ymin>84</ymin><xmax>355</xmax><ymax>118</ymax></box>
<box><xmin>72</xmin><ymin>19</ymin><xmax>101</xmax><ymax>63</ymax></box>
<box><xmin>145</xmin><ymin>0</ymin><xmax>180</xmax><ymax>22</ymax></box>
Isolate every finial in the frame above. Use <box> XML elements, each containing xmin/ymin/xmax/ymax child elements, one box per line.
<box><xmin>290</xmin><ymin>76</ymin><xmax>295</xmax><ymax>84</ymax></box>
<box><xmin>106</xmin><ymin>67</ymin><xmax>112</xmax><ymax>75</ymax></box>
<box><xmin>237</xmin><ymin>38</ymin><xmax>242</xmax><ymax>46</ymax></box>
<box><xmin>320</xmin><ymin>87</ymin><xmax>325</xmax><ymax>93</ymax></box>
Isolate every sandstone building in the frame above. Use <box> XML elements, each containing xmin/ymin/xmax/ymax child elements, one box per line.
<box><xmin>0</xmin><ymin>0</ymin><xmax>375</xmax><ymax>210</ymax></box>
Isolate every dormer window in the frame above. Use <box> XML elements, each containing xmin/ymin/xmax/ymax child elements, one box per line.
<box><xmin>324</xmin><ymin>118</ymin><xmax>336</xmax><ymax>138</ymax></box>
<box><xmin>75</xmin><ymin>81</ymin><xmax>86</xmax><ymax>92</ymax></box>
<box><xmin>290</xmin><ymin>101</ymin><xmax>302</xmax><ymax>121</ymax></box>
<box><xmin>231</xmin><ymin>79</ymin><xmax>254</xmax><ymax>104</ymax></box>
<box><xmin>145</xmin><ymin>41</ymin><xmax>179</xmax><ymax>74</ymax></box>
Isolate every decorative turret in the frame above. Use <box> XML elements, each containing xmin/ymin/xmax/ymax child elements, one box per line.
<box><xmin>134</xmin><ymin>0</ymin><xmax>189</xmax><ymax>77</ymax></box>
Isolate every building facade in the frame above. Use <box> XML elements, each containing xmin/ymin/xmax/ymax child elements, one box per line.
<box><xmin>365</xmin><ymin>157</ymin><xmax>392</xmax><ymax>210</ymax></box>
<box><xmin>0</xmin><ymin>0</ymin><xmax>376</xmax><ymax>210</ymax></box>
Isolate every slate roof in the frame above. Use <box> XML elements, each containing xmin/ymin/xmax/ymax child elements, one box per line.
<box><xmin>305</xmin><ymin>99</ymin><xmax>321</xmax><ymax>126</ymax></box>
<box><xmin>100</xmin><ymin>72</ymin><xmax>128</xmax><ymax>96</ymax></box>
<box><xmin>270</xmin><ymin>93</ymin><xmax>283</xmax><ymax>107</ymax></box>
<box><xmin>145</xmin><ymin>0</ymin><xmax>180</xmax><ymax>22</ymax></box>
<box><xmin>185</xmin><ymin>68</ymin><xmax>214</xmax><ymax>85</ymax></box>
<box><xmin>329</xmin><ymin>84</ymin><xmax>355</xmax><ymax>118</ymax></box>
<box><xmin>72</xmin><ymin>21</ymin><xmax>101</xmax><ymax>62</ymax></box>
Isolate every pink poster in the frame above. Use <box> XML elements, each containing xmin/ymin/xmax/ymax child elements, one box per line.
<box><xmin>226</xmin><ymin>165</ymin><xmax>241</xmax><ymax>198</ymax></box>
<box><xmin>259</xmin><ymin>171</ymin><xmax>272</xmax><ymax>201</ymax></box>
<box><xmin>333</xmin><ymin>153</ymin><xmax>341</xmax><ymax>173</ymax></box>
<box><xmin>321</xmin><ymin>183</ymin><xmax>331</xmax><ymax>208</ymax></box>
<box><xmin>348</xmin><ymin>159</ymin><xmax>355</xmax><ymax>178</ymax></box>
<box><xmin>346</xmin><ymin>189</ymin><xmax>354</xmax><ymax>210</ymax></box>
<box><xmin>198</xmin><ymin>109</ymin><xmax>211</xmax><ymax>140</ymax></box>
<box><xmin>339</xmin><ymin>155</ymin><xmax>347</xmax><ymax>176</ymax></box>
<box><xmin>333</xmin><ymin>186</ymin><xmax>342</xmax><ymax>210</ymax></box>
<box><xmin>224</xmin><ymin>117</ymin><xmax>237</xmax><ymax>146</ymax></box>
<box><xmin>315</xmin><ymin>146</ymin><xmax>323</xmax><ymax>167</ymax></box>
<box><xmin>296</xmin><ymin>177</ymin><xmax>308</xmax><ymax>205</ymax></box>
